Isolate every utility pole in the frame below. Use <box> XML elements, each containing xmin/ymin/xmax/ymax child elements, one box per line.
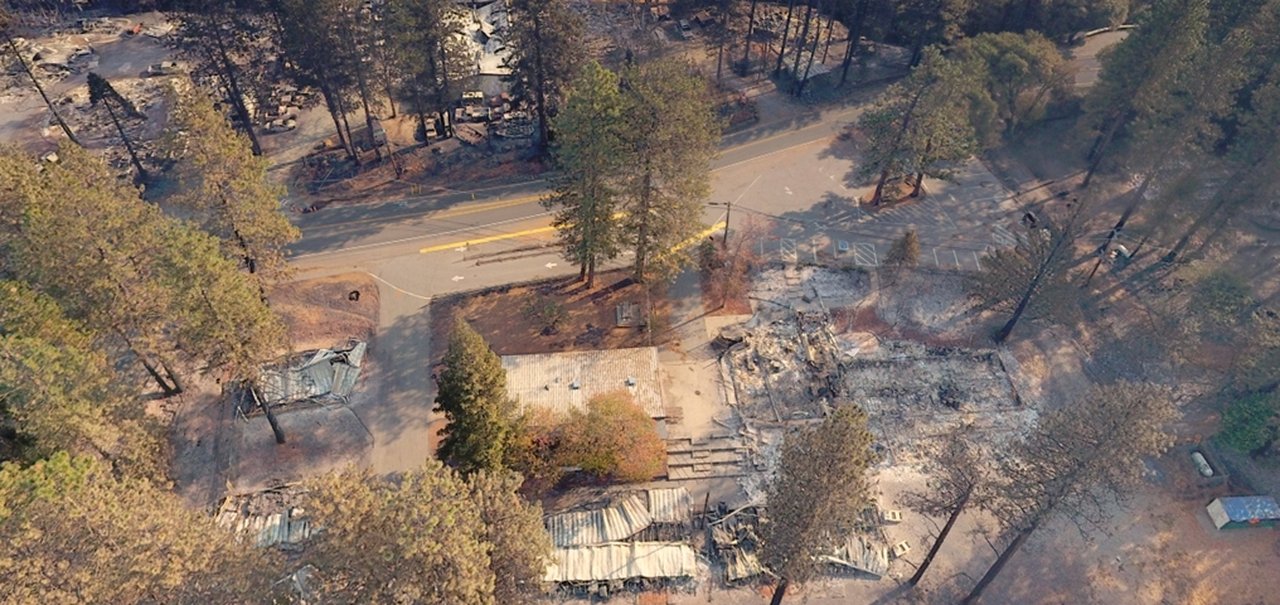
<box><xmin>722</xmin><ymin>199</ymin><xmax>731</xmax><ymax>249</ymax></box>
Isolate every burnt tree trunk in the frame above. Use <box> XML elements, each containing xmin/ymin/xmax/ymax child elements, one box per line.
<box><xmin>103</xmin><ymin>98</ymin><xmax>148</xmax><ymax>183</ymax></box>
<box><xmin>209</xmin><ymin>17</ymin><xmax>263</xmax><ymax>155</ymax></box>
<box><xmin>6</xmin><ymin>33</ymin><xmax>80</xmax><ymax>146</ymax></box>
<box><xmin>839</xmin><ymin>0</ymin><xmax>871</xmax><ymax>87</ymax></box>
<box><xmin>908</xmin><ymin>490</ymin><xmax>970</xmax><ymax>586</ymax></box>
<box><xmin>774</xmin><ymin>0</ymin><xmax>797</xmax><ymax>76</ymax></box>
<box><xmin>789</xmin><ymin>0</ymin><xmax>815</xmax><ymax>90</ymax></box>
<box><xmin>769</xmin><ymin>578</ymin><xmax>790</xmax><ymax>605</ymax></box>
<box><xmin>961</xmin><ymin>525</ymin><xmax>1036</xmax><ymax>604</ymax></box>
<box><xmin>796</xmin><ymin>0</ymin><xmax>825</xmax><ymax>96</ymax></box>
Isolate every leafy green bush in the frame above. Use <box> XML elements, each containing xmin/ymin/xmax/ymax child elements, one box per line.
<box><xmin>1219</xmin><ymin>393</ymin><xmax>1278</xmax><ymax>454</ymax></box>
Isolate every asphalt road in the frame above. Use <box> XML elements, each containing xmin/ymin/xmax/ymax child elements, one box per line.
<box><xmin>290</xmin><ymin>92</ymin><xmax>879</xmax><ymax>261</ymax></box>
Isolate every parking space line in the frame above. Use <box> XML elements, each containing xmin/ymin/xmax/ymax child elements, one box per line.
<box><xmin>853</xmin><ymin>242</ymin><xmax>878</xmax><ymax>267</ymax></box>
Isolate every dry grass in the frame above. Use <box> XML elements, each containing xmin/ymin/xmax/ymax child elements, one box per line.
<box><xmin>269</xmin><ymin>273</ymin><xmax>380</xmax><ymax>352</ymax></box>
<box><xmin>430</xmin><ymin>269</ymin><xmax>670</xmax><ymax>363</ymax></box>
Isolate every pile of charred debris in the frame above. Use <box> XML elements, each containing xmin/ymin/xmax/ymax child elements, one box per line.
<box><xmin>717</xmin><ymin>266</ymin><xmax>1033</xmax><ymax>468</ymax></box>
<box><xmin>706</xmin><ymin>501</ymin><xmax>896</xmax><ymax>585</ymax></box>
<box><xmin>716</xmin><ymin>267</ymin><xmax>870</xmax><ymax>422</ymax></box>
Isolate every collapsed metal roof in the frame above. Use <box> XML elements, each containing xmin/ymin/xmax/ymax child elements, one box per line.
<box><xmin>217</xmin><ymin>507</ymin><xmax>313</xmax><ymax>548</ymax></box>
<box><xmin>545</xmin><ymin>494</ymin><xmax>652</xmax><ymax>547</ymax></box>
<box><xmin>215</xmin><ymin>487</ymin><xmax>313</xmax><ymax>549</ymax></box>
<box><xmin>821</xmin><ymin>535</ymin><xmax>891</xmax><ymax>578</ymax></box>
<box><xmin>646</xmin><ymin>487</ymin><xmax>693</xmax><ymax>525</ymax></box>
<box><xmin>257</xmin><ymin>340</ymin><xmax>366</xmax><ymax>405</ymax></box>
<box><xmin>543</xmin><ymin>542</ymin><xmax>698</xmax><ymax>584</ymax></box>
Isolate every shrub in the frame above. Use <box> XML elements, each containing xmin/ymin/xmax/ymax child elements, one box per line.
<box><xmin>1219</xmin><ymin>393</ymin><xmax>1278</xmax><ymax>455</ymax></box>
<box><xmin>560</xmin><ymin>391</ymin><xmax>665</xmax><ymax>482</ymax></box>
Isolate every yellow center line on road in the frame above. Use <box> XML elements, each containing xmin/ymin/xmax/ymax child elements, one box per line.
<box><xmin>420</xmin><ymin>212</ymin><xmax>626</xmax><ymax>254</ymax></box>
<box><xmin>420</xmin><ymin>215</ymin><xmax>724</xmax><ymax>256</ymax></box>
<box><xmin>428</xmin><ymin>193</ymin><xmax>546</xmax><ymax>220</ymax></box>
<box><xmin>670</xmin><ymin>221</ymin><xmax>728</xmax><ymax>255</ymax></box>
<box><xmin>418</xmin><ymin>223</ymin><xmax>558</xmax><ymax>254</ymax></box>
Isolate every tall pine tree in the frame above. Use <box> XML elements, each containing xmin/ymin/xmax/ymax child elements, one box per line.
<box><xmin>506</xmin><ymin>0</ymin><xmax>585</xmax><ymax>149</ymax></box>
<box><xmin>434</xmin><ymin>318</ymin><xmax>515</xmax><ymax>475</ymax></box>
<box><xmin>546</xmin><ymin>61</ymin><xmax>626</xmax><ymax>287</ymax></box>
<box><xmin>165</xmin><ymin>90</ymin><xmax>300</xmax><ymax>286</ymax></box>
<box><xmin>619</xmin><ymin>58</ymin><xmax>720</xmax><ymax>283</ymax></box>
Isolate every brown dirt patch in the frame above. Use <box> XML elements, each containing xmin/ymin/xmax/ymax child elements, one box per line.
<box><xmin>269</xmin><ymin>273</ymin><xmax>380</xmax><ymax>352</ymax></box>
<box><xmin>701</xmin><ymin>266</ymin><xmax>753</xmax><ymax>316</ymax></box>
<box><xmin>429</xmin><ymin>269</ymin><xmax>671</xmax><ymax>364</ymax></box>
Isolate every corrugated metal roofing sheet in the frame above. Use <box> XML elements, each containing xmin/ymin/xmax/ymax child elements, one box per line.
<box><xmin>647</xmin><ymin>487</ymin><xmax>693</xmax><ymax>524</ymax></box>
<box><xmin>821</xmin><ymin>535</ymin><xmax>890</xmax><ymax>577</ymax></box>
<box><xmin>545</xmin><ymin>494</ymin><xmax>653</xmax><ymax>547</ymax></box>
<box><xmin>502</xmin><ymin>347</ymin><xmax>666</xmax><ymax>418</ymax></box>
<box><xmin>258</xmin><ymin>341</ymin><xmax>365</xmax><ymax>405</ymax></box>
<box><xmin>543</xmin><ymin>542</ymin><xmax>697</xmax><ymax>583</ymax></box>
<box><xmin>216</xmin><ymin>507</ymin><xmax>313</xmax><ymax>548</ymax></box>
<box><xmin>1215</xmin><ymin>496</ymin><xmax>1280</xmax><ymax>522</ymax></box>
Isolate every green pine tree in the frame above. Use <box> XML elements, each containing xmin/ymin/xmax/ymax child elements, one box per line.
<box><xmin>761</xmin><ymin>405</ymin><xmax>877</xmax><ymax>604</ymax></box>
<box><xmin>1081</xmin><ymin>0</ymin><xmax>1209</xmax><ymax>186</ymax></box>
<box><xmin>434</xmin><ymin>318</ymin><xmax>515</xmax><ymax>474</ymax></box>
<box><xmin>0</xmin><ymin>145</ymin><xmax>186</xmax><ymax>394</ymax></box>
<box><xmin>0</xmin><ymin>281</ymin><xmax>163</xmax><ymax>478</ymax></box>
<box><xmin>304</xmin><ymin>460</ymin><xmax>550</xmax><ymax>603</ymax></box>
<box><xmin>506</xmin><ymin>0</ymin><xmax>585</xmax><ymax>149</ymax></box>
<box><xmin>384</xmin><ymin>0</ymin><xmax>473</xmax><ymax>139</ymax></box>
<box><xmin>857</xmin><ymin>46</ymin><xmax>976</xmax><ymax>205</ymax></box>
<box><xmin>546</xmin><ymin>60</ymin><xmax>627</xmax><ymax>287</ymax></box>
<box><xmin>0</xmin><ymin>452</ymin><xmax>279</xmax><ymax>602</ymax></box>
<box><xmin>619</xmin><ymin>58</ymin><xmax>720</xmax><ymax>283</ymax></box>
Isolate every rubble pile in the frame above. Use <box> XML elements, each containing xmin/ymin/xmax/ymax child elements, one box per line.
<box><xmin>723</xmin><ymin>267</ymin><xmax>870</xmax><ymax>421</ymax></box>
<box><xmin>724</xmin><ymin>266</ymin><xmax>1033</xmax><ymax>470</ymax></box>
<box><xmin>840</xmin><ymin>340</ymin><xmax>1036</xmax><ymax>467</ymax></box>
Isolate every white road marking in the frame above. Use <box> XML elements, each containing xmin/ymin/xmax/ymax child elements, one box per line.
<box><xmin>451</xmin><ymin>275</ymin><xmax>465</xmax><ymax>282</ymax></box>
<box><xmin>853</xmin><ymin>243</ymin><xmax>878</xmax><ymax>267</ymax></box>
<box><xmin>992</xmin><ymin>224</ymin><xmax>1018</xmax><ymax>247</ymax></box>
<box><xmin>545</xmin><ymin>262</ymin><xmax>558</xmax><ymax>269</ymax></box>
<box><xmin>365</xmin><ymin>272</ymin><xmax>432</xmax><ymax>301</ymax></box>
<box><xmin>780</xmin><ymin>238</ymin><xmax>798</xmax><ymax>263</ymax></box>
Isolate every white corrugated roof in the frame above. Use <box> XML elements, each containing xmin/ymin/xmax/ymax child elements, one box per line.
<box><xmin>647</xmin><ymin>487</ymin><xmax>693</xmax><ymax>524</ymax></box>
<box><xmin>502</xmin><ymin>347</ymin><xmax>666</xmax><ymax>418</ymax></box>
<box><xmin>543</xmin><ymin>542</ymin><xmax>698</xmax><ymax>583</ymax></box>
<box><xmin>545</xmin><ymin>494</ymin><xmax>653</xmax><ymax>547</ymax></box>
